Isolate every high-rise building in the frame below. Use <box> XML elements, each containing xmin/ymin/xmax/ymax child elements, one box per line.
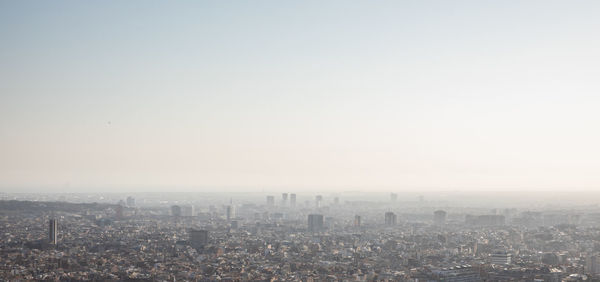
<box><xmin>490</xmin><ymin>251</ymin><xmax>512</xmax><ymax>265</ymax></box>
<box><xmin>334</xmin><ymin>197</ymin><xmax>339</xmax><ymax>205</ymax></box>
<box><xmin>126</xmin><ymin>196</ymin><xmax>135</xmax><ymax>207</ymax></box>
<box><xmin>315</xmin><ymin>195</ymin><xmax>323</xmax><ymax>208</ymax></box>
<box><xmin>266</xmin><ymin>196</ymin><xmax>275</xmax><ymax>206</ymax></box>
<box><xmin>290</xmin><ymin>193</ymin><xmax>297</xmax><ymax>207</ymax></box>
<box><xmin>226</xmin><ymin>205</ymin><xmax>235</xmax><ymax>221</ymax></box>
<box><xmin>308</xmin><ymin>214</ymin><xmax>324</xmax><ymax>232</ymax></box>
<box><xmin>434</xmin><ymin>210</ymin><xmax>447</xmax><ymax>226</ymax></box>
<box><xmin>354</xmin><ymin>215</ymin><xmax>361</xmax><ymax>227</ymax></box>
<box><xmin>189</xmin><ymin>229</ymin><xmax>208</xmax><ymax>248</ymax></box>
<box><xmin>385</xmin><ymin>212</ymin><xmax>397</xmax><ymax>226</ymax></box>
<box><xmin>587</xmin><ymin>254</ymin><xmax>600</xmax><ymax>275</ymax></box>
<box><xmin>281</xmin><ymin>193</ymin><xmax>288</xmax><ymax>205</ymax></box>
<box><xmin>171</xmin><ymin>205</ymin><xmax>182</xmax><ymax>217</ymax></box>
<box><xmin>182</xmin><ymin>205</ymin><xmax>194</xmax><ymax>217</ymax></box>
<box><xmin>390</xmin><ymin>193</ymin><xmax>398</xmax><ymax>202</ymax></box>
<box><xmin>48</xmin><ymin>219</ymin><xmax>57</xmax><ymax>244</ymax></box>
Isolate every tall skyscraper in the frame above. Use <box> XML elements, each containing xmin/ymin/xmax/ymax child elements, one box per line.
<box><xmin>226</xmin><ymin>205</ymin><xmax>235</xmax><ymax>221</ymax></box>
<box><xmin>290</xmin><ymin>193</ymin><xmax>297</xmax><ymax>207</ymax></box>
<box><xmin>266</xmin><ymin>196</ymin><xmax>275</xmax><ymax>206</ymax></box>
<box><xmin>354</xmin><ymin>215</ymin><xmax>361</xmax><ymax>227</ymax></box>
<box><xmin>385</xmin><ymin>212</ymin><xmax>397</xmax><ymax>226</ymax></box>
<box><xmin>126</xmin><ymin>196</ymin><xmax>135</xmax><ymax>207</ymax></box>
<box><xmin>171</xmin><ymin>205</ymin><xmax>182</xmax><ymax>217</ymax></box>
<box><xmin>308</xmin><ymin>214</ymin><xmax>324</xmax><ymax>232</ymax></box>
<box><xmin>189</xmin><ymin>229</ymin><xmax>208</xmax><ymax>248</ymax></box>
<box><xmin>315</xmin><ymin>195</ymin><xmax>323</xmax><ymax>208</ymax></box>
<box><xmin>282</xmin><ymin>193</ymin><xmax>288</xmax><ymax>206</ymax></box>
<box><xmin>48</xmin><ymin>219</ymin><xmax>57</xmax><ymax>244</ymax></box>
<box><xmin>434</xmin><ymin>210</ymin><xmax>447</xmax><ymax>226</ymax></box>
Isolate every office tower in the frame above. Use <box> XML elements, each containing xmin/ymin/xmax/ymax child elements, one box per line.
<box><xmin>182</xmin><ymin>205</ymin><xmax>194</xmax><ymax>217</ymax></box>
<box><xmin>189</xmin><ymin>229</ymin><xmax>208</xmax><ymax>248</ymax></box>
<box><xmin>385</xmin><ymin>212</ymin><xmax>397</xmax><ymax>226</ymax></box>
<box><xmin>390</xmin><ymin>193</ymin><xmax>398</xmax><ymax>202</ymax></box>
<box><xmin>48</xmin><ymin>219</ymin><xmax>57</xmax><ymax>244</ymax></box>
<box><xmin>126</xmin><ymin>196</ymin><xmax>135</xmax><ymax>207</ymax></box>
<box><xmin>282</xmin><ymin>193</ymin><xmax>288</xmax><ymax>205</ymax></box>
<box><xmin>354</xmin><ymin>215</ymin><xmax>361</xmax><ymax>227</ymax></box>
<box><xmin>490</xmin><ymin>251</ymin><xmax>512</xmax><ymax>265</ymax></box>
<box><xmin>171</xmin><ymin>205</ymin><xmax>182</xmax><ymax>217</ymax></box>
<box><xmin>266</xmin><ymin>196</ymin><xmax>275</xmax><ymax>206</ymax></box>
<box><xmin>115</xmin><ymin>205</ymin><xmax>124</xmax><ymax>219</ymax></box>
<box><xmin>226</xmin><ymin>205</ymin><xmax>235</xmax><ymax>221</ymax></box>
<box><xmin>587</xmin><ymin>254</ymin><xmax>600</xmax><ymax>275</ymax></box>
<box><xmin>290</xmin><ymin>193</ymin><xmax>297</xmax><ymax>207</ymax></box>
<box><xmin>434</xmin><ymin>210</ymin><xmax>447</xmax><ymax>226</ymax></box>
<box><xmin>334</xmin><ymin>197</ymin><xmax>339</xmax><ymax>205</ymax></box>
<box><xmin>307</xmin><ymin>214</ymin><xmax>324</xmax><ymax>232</ymax></box>
<box><xmin>315</xmin><ymin>195</ymin><xmax>323</xmax><ymax>208</ymax></box>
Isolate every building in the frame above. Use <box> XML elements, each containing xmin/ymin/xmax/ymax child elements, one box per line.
<box><xmin>308</xmin><ymin>214</ymin><xmax>324</xmax><ymax>232</ymax></box>
<box><xmin>466</xmin><ymin>214</ymin><xmax>505</xmax><ymax>226</ymax></box>
<box><xmin>182</xmin><ymin>205</ymin><xmax>194</xmax><ymax>217</ymax></box>
<box><xmin>171</xmin><ymin>205</ymin><xmax>182</xmax><ymax>217</ymax></box>
<box><xmin>48</xmin><ymin>219</ymin><xmax>57</xmax><ymax>244</ymax></box>
<box><xmin>334</xmin><ymin>197</ymin><xmax>339</xmax><ymax>205</ymax></box>
<box><xmin>126</xmin><ymin>196</ymin><xmax>135</xmax><ymax>207</ymax></box>
<box><xmin>290</xmin><ymin>193</ymin><xmax>296</xmax><ymax>207</ymax></box>
<box><xmin>385</xmin><ymin>212</ymin><xmax>397</xmax><ymax>226</ymax></box>
<box><xmin>266</xmin><ymin>196</ymin><xmax>275</xmax><ymax>206</ymax></box>
<box><xmin>315</xmin><ymin>195</ymin><xmax>323</xmax><ymax>208</ymax></box>
<box><xmin>434</xmin><ymin>210</ymin><xmax>447</xmax><ymax>226</ymax></box>
<box><xmin>189</xmin><ymin>229</ymin><xmax>208</xmax><ymax>249</ymax></box>
<box><xmin>226</xmin><ymin>205</ymin><xmax>235</xmax><ymax>221</ymax></box>
<box><xmin>354</xmin><ymin>215</ymin><xmax>361</xmax><ymax>227</ymax></box>
<box><xmin>281</xmin><ymin>193</ymin><xmax>288</xmax><ymax>205</ymax></box>
<box><xmin>490</xmin><ymin>251</ymin><xmax>512</xmax><ymax>265</ymax></box>
<box><xmin>390</xmin><ymin>193</ymin><xmax>398</xmax><ymax>202</ymax></box>
<box><xmin>586</xmin><ymin>254</ymin><xmax>600</xmax><ymax>275</ymax></box>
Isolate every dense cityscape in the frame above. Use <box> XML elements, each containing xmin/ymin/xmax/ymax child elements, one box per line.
<box><xmin>2</xmin><ymin>192</ymin><xmax>600</xmax><ymax>281</ymax></box>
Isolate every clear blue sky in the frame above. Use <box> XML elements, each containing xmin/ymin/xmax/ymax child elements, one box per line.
<box><xmin>2</xmin><ymin>1</ymin><xmax>600</xmax><ymax>192</ymax></box>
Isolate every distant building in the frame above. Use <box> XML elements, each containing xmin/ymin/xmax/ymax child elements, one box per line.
<box><xmin>334</xmin><ymin>197</ymin><xmax>339</xmax><ymax>205</ymax></box>
<box><xmin>354</xmin><ymin>215</ymin><xmax>361</xmax><ymax>227</ymax></box>
<box><xmin>290</xmin><ymin>193</ymin><xmax>296</xmax><ymax>207</ymax></box>
<box><xmin>308</xmin><ymin>214</ymin><xmax>324</xmax><ymax>232</ymax></box>
<box><xmin>466</xmin><ymin>214</ymin><xmax>505</xmax><ymax>226</ymax></box>
<box><xmin>490</xmin><ymin>251</ymin><xmax>512</xmax><ymax>265</ymax></box>
<box><xmin>48</xmin><ymin>219</ymin><xmax>57</xmax><ymax>244</ymax></box>
<box><xmin>115</xmin><ymin>205</ymin><xmax>124</xmax><ymax>219</ymax></box>
<box><xmin>385</xmin><ymin>212</ymin><xmax>397</xmax><ymax>226</ymax></box>
<box><xmin>189</xmin><ymin>229</ymin><xmax>208</xmax><ymax>248</ymax></box>
<box><xmin>586</xmin><ymin>254</ymin><xmax>600</xmax><ymax>275</ymax></box>
<box><xmin>434</xmin><ymin>210</ymin><xmax>447</xmax><ymax>226</ymax></box>
<box><xmin>315</xmin><ymin>195</ymin><xmax>323</xmax><ymax>208</ymax></box>
<box><xmin>182</xmin><ymin>205</ymin><xmax>194</xmax><ymax>217</ymax></box>
<box><xmin>390</xmin><ymin>193</ymin><xmax>398</xmax><ymax>202</ymax></box>
<box><xmin>126</xmin><ymin>196</ymin><xmax>135</xmax><ymax>207</ymax></box>
<box><xmin>171</xmin><ymin>205</ymin><xmax>182</xmax><ymax>217</ymax></box>
<box><xmin>226</xmin><ymin>205</ymin><xmax>235</xmax><ymax>221</ymax></box>
<box><xmin>266</xmin><ymin>196</ymin><xmax>275</xmax><ymax>206</ymax></box>
<box><xmin>281</xmin><ymin>193</ymin><xmax>288</xmax><ymax>205</ymax></box>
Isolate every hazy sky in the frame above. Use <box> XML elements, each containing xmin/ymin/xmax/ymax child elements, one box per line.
<box><xmin>2</xmin><ymin>1</ymin><xmax>600</xmax><ymax>192</ymax></box>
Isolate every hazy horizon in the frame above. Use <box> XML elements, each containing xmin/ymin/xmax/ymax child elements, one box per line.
<box><xmin>2</xmin><ymin>1</ymin><xmax>600</xmax><ymax>192</ymax></box>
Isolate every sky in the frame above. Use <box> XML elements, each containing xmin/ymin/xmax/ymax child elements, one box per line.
<box><xmin>1</xmin><ymin>1</ymin><xmax>600</xmax><ymax>192</ymax></box>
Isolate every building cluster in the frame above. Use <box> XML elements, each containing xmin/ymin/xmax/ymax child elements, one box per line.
<box><xmin>1</xmin><ymin>193</ymin><xmax>600</xmax><ymax>281</ymax></box>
